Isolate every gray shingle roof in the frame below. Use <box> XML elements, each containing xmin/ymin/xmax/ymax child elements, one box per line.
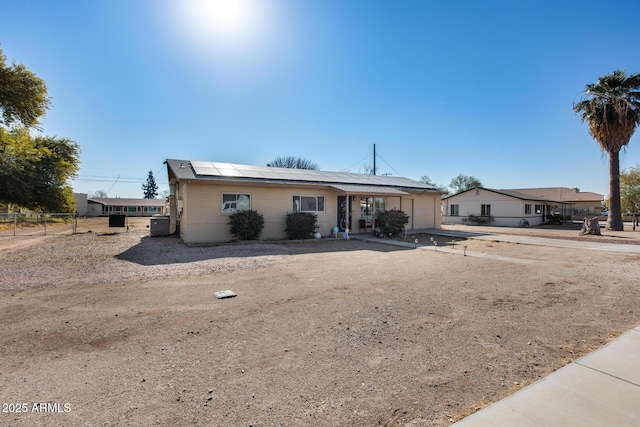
<box><xmin>507</xmin><ymin>187</ymin><xmax>604</xmax><ymax>202</ymax></box>
<box><xmin>442</xmin><ymin>187</ymin><xmax>565</xmax><ymax>203</ymax></box>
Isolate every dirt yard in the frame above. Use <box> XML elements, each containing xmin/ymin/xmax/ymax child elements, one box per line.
<box><xmin>1</xmin><ymin>221</ymin><xmax>639</xmax><ymax>426</ymax></box>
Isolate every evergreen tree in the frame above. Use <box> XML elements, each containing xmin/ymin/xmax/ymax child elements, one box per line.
<box><xmin>142</xmin><ymin>171</ymin><xmax>158</xmax><ymax>199</ymax></box>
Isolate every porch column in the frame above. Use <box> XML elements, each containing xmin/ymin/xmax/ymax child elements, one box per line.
<box><xmin>371</xmin><ymin>195</ymin><xmax>376</xmax><ymax>235</ymax></box>
<box><xmin>346</xmin><ymin>193</ymin><xmax>350</xmax><ymax>235</ymax></box>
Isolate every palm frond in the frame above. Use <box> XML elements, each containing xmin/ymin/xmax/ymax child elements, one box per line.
<box><xmin>573</xmin><ymin>69</ymin><xmax>640</xmax><ymax>153</ymax></box>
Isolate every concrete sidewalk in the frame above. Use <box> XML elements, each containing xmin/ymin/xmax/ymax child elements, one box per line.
<box><xmin>428</xmin><ymin>229</ymin><xmax>640</xmax><ymax>253</ymax></box>
<box><xmin>454</xmin><ymin>325</ymin><xmax>640</xmax><ymax>426</ymax></box>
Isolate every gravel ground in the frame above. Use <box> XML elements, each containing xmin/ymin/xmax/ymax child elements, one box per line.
<box><xmin>1</xmin><ymin>225</ymin><xmax>639</xmax><ymax>426</ymax></box>
<box><xmin>0</xmin><ymin>231</ymin><xmax>290</xmax><ymax>290</ymax></box>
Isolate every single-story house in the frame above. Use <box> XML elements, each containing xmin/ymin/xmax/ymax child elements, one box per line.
<box><xmin>442</xmin><ymin>187</ymin><xmax>576</xmax><ymax>227</ymax></box>
<box><xmin>506</xmin><ymin>187</ymin><xmax>604</xmax><ymax>219</ymax></box>
<box><xmin>165</xmin><ymin>159</ymin><xmax>445</xmax><ymax>244</ymax></box>
<box><xmin>74</xmin><ymin>194</ymin><xmax>166</xmax><ymax>217</ymax></box>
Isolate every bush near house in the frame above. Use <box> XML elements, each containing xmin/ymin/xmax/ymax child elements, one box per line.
<box><xmin>377</xmin><ymin>209</ymin><xmax>409</xmax><ymax>237</ymax></box>
<box><xmin>285</xmin><ymin>212</ymin><xmax>317</xmax><ymax>239</ymax></box>
<box><xmin>466</xmin><ymin>214</ymin><xmax>495</xmax><ymax>225</ymax></box>
<box><xmin>228</xmin><ymin>209</ymin><xmax>265</xmax><ymax>240</ymax></box>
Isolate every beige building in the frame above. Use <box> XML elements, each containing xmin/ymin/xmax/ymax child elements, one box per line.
<box><xmin>166</xmin><ymin>159</ymin><xmax>444</xmax><ymax>244</ymax></box>
<box><xmin>74</xmin><ymin>194</ymin><xmax>166</xmax><ymax>217</ymax></box>
<box><xmin>442</xmin><ymin>188</ymin><xmax>557</xmax><ymax>227</ymax></box>
<box><xmin>508</xmin><ymin>187</ymin><xmax>603</xmax><ymax>219</ymax></box>
<box><xmin>442</xmin><ymin>187</ymin><xmax>603</xmax><ymax>227</ymax></box>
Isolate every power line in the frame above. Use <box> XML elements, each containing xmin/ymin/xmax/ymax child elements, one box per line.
<box><xmin>154</xmin><ymin>162</ymin><xmax>167</xmax><ymax>178</ymax></box>
<box><xmin>73</xmin><ymin>174</ymin><xmax>168</xmax><ymax>185</ymax></box>
<box><xmin>77</xmin><ymin>174</ymin><xmax>146</xmax><ymax>180</ymax></box>
<box><xmin>74</xmin><ymin>178</ymin><xmax>147</xmax><ymax>183</ymax></box>
<box><xmin>105</xmin><ymin>175</ymin><xmax>120</xmax><ymax>193</ymax></box>
<box><xmin>376</xmin><ymin>153</ymin><xmax>404</xmax><ymax>177</ymax></box>
<box><xmin>342</xmin><ymin>154</ymin><xmax>374</xmax><ymax>172</ymax></box>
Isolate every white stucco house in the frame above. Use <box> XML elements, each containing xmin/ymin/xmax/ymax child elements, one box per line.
<box><xmin>166</xmin><ymin>159</ymin><xmax>446</xmax><ymax>244</ymax></box>
<box><xmin>442</xmin><ymin>187</ymin><xmax>578</xmax><ymax>227</ymax></box>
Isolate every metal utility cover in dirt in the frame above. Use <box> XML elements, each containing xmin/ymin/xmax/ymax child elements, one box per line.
<box><xmin>214</xmin><ymin>290</ymin><xmax>237</xmax><ymax>299</ymax></box>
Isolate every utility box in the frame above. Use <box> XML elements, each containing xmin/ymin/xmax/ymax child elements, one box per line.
<box><xmin>150</xmin><ymin>216</ymin><xmax>170</xmax><ymax>237</ymax></box>
<box><xmin>109</xmin><ymin>214</ymin><xmax>126</xmax><ymax>227</ymax></box>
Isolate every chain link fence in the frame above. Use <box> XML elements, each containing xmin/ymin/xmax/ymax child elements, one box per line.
<box><xmin>0</xmin><ymin>214</ymin><xmax>154</xmax><ymax>236</ymax></box>
<box><xmin>0</xmin><ymin>213</ymin><xmax>76</xmax><ymax>236</ymax></box>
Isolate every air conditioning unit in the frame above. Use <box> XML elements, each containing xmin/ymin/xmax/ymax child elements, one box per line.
<box><xmin>150</xmin><ymin>216</ymin><xmax>170</xmax><ymax>236</ymax></box>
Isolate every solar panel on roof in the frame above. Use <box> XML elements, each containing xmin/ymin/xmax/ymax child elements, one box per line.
<box><xmin>187</xmin><ymin>159</ymin><xmax>437</xmax><ymax>190</ymax></box>
<box><xmin>210</xmin><ymin>162</ymin><xmax>229</xmax><ymax>169</ymax></box>
<box><xmin>196</xmin><ymin>168</ymin><xmax>218</xmax><ymax>176</ymax></box>
<box><xmin>217</xmin><ymin>168</ymin><xmax>243</xmax><ymax>177</ymax></box>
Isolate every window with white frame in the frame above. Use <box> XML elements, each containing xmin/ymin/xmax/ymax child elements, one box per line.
<box><xmin>535</xmin><ymin>204</ymin><xmax>542</xmax><ymax>214</ymax></box>
<box><xmin>222</xmin><ymin>193</ymin><xmax>251</xmax><ymax>213</ymax></box>
<box><xmin>481</xmin><ymin>204</ymin><xmax>491</xmax><ymax>216</ymax></box>
<box><xmin>293</xmin><ymin>195</ymin><xmax>325</xmax><ymax>212</ymax></box>
<box><xmin>450</xmin><ymin>204</ymin><xmax>459</xmax><ymax>216</ymax></box>
<box><xmin>524</xmin><ymin>204</ymin><xmax>531</xmax><ymax>214</ymax></box>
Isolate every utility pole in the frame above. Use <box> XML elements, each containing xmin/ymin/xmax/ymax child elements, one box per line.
<box><xmin>373</xmin><ymin>144</ymin><xmax>376</xmax><ymax>175</ymax></box>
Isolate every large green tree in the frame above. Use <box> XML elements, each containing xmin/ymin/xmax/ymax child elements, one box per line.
<box><xmin>0</xmin><ymin>47</ymin><xmax>50</xmax><ymax>129</ymax></box>
<box><xmin>267</xmin><ymin>156</ymin><xmax>319</xmax><ymax>170</ymax></box>
<box><xmin>420</xmin><ymin>175</ymin><xmax>448</xmax><ymax>194</ymax></box>
<box><xmin>0</xmin><ymin>127</ymin><xmax>79</xmax><ymax>211</ymax></box>
<box><xmin>0</xmin><ymin>46</ymin><xmax>79</xmax><ymax>212</ymax></box>
<box><xmin>449</xmin><ymin>174</ymin><xmax>482</xmax><ymax>194</ymax></box>
<box><xmin>574</xmin><ymin>69</ymin><xmax>640</xmax><ymax>231</ymax></box>
<box><xmin>620</xmin><ymin>164</ymin><xmax>640</xmax><ymax>230</ymax></box>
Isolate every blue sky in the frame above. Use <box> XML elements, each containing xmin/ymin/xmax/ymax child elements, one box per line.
<box><xmin>2</xmin><ymin>0</ymin><xmax>640</xmax><ymax>198</ymax></box>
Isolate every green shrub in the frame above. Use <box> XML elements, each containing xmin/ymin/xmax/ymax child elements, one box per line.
<box><xmin>228</xmin><ymin>209</ymin><xmax>265</xmax><ymax>240</ymax></box>
<box><xmin>285</xmin><ymin>212</ymin><xmax>317</xmax><ymax>239</ymax></box>
<box><xmin>466</xmin><ymin>214</ymin><xmax>495</xmax><ymax>225</ymax></box>
<box><xmin>377</xmin><ymin>209</ymin><xmax>409</xmax><ymax>237</ymax></box>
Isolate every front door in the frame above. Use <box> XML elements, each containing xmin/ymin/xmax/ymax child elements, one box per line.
<box><xmin>404</xmin><ymin>199</ymin><xmax>414</xmax><ymax>229</ymax></box>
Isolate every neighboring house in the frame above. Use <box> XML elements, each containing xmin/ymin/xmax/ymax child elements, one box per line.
<box><xmin>74</xmin><ymin>193</ymin><xmax>88</xmax><ymax>215</ymax></box>
<box><xmin>442</xmin><ymin>187</ymin><xmax>575</xmax><ymax>227</ymax></box>
<box><xmin>507</xmin><ymin>187</ymin><xmax>604</xmax><ymax>219</ymax></box>
<box><xmin>74</xmin><ymin>194</ymin><xmax>166</xmax><ymax>217</ymax></box>
<box><xmin>165</xmin><ymin>159</ymin><xmax>445</xmax><ymax>244</ymax></box>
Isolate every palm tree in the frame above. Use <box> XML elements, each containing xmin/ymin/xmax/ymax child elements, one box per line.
<box><xmin>574</xmin><ymin>70</ymin><xmax>640</xmax><ymax>230</ymax></box>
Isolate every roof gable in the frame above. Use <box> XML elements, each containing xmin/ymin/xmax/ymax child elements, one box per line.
<box><xmin>443</xmin><ymin>187</ymin><xmax>560</xmax><ymax>202</ymax></box>
<box><xmin>507</xmin><ymin>187</ymin><xmax>603</xmax><ymax>202</ymax></box>
<box><xmin>444</xmin><ymin>186</ymin><xmax>603</xmax><ymax>203</ymax></box>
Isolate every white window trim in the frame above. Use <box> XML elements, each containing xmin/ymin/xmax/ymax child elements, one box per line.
<box><xmin>293</xmin><ymin>195</ymin><xmax>325</xmax><ymax>212</ymax></box>
<box><xmin>221</xmin><ymin>193</ymin><xmax>252</xmax><ymax>214</ymax></box>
